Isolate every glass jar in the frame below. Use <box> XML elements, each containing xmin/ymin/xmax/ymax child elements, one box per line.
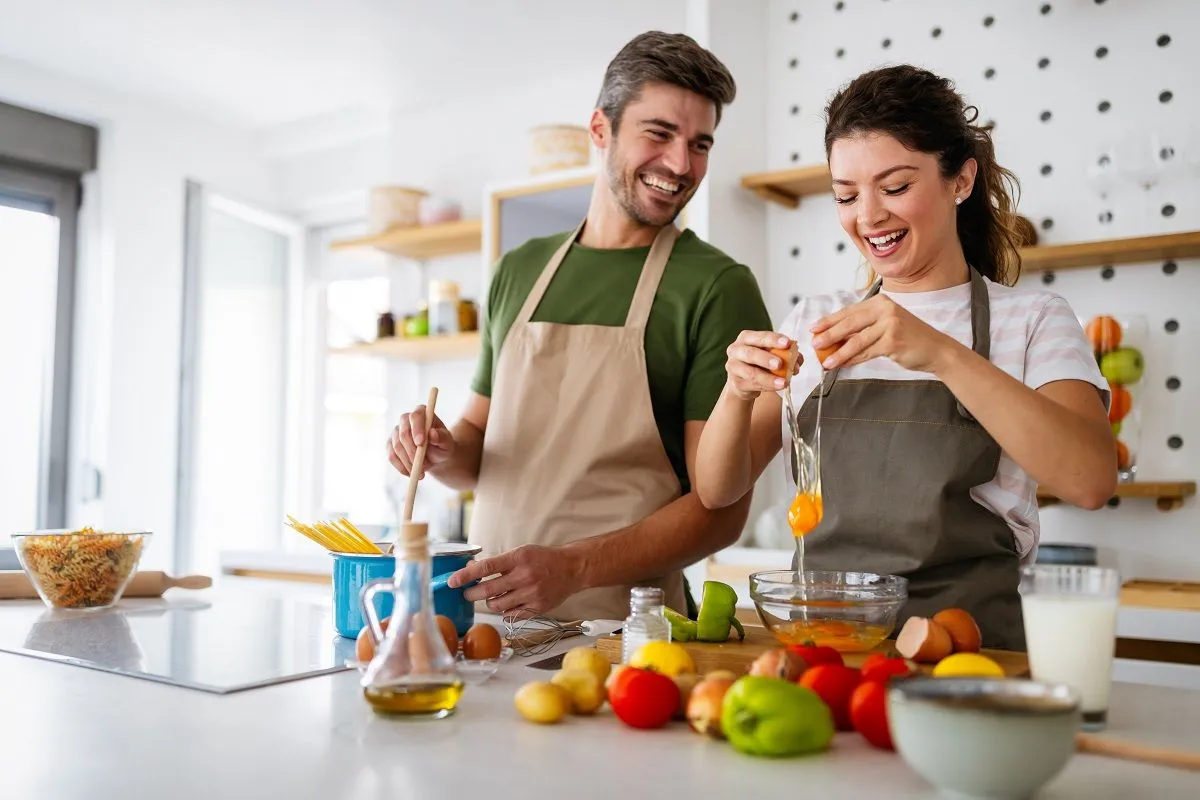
<box><xmin>1086</xmin><ymin>313</ymin><xmax>1147</xmax><ymax>482</ymax></box>
<box><xmin>428</xmin><ymin>280</ymin><xmax>461</xmax><ymax>336</ymax></box>
<box><xmin>621</xmin><ymin>586</ymin><xmax>672</xmax><ymax>663</ymax></box>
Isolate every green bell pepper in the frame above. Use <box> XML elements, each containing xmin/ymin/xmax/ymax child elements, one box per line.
<box><xmin>696</xmin><ymin>580</ymin><xmax>744</xmax><ymax>642</ymax></box>
<box><xmin>721</xmin><ymin>676</ymin><xmax>835</xmax><ymax>758</ymax></box>
<box><xmin>663</xmin><ymin>607</ymin><xmax>697</xmax><ymax>642</ymax></box>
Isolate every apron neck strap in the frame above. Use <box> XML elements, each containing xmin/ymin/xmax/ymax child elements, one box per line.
<box><xmin>624</xmin><ymin>224</ymin><xmax>680</xmax><ymax>328</ymax></box>
<box><xmin>513</xmin><ymin>220</ymin><xmax>681</xmax><ymax>328</ymax></box>
<box><xmin>821</xmin><ymin>267</ymin><xmax>992</xmax><ymax>411</ymax></box>
<box><xmin>513</xmin><ymin>219</ymin><xmax>586</xmax><ymax>325</ymax></box>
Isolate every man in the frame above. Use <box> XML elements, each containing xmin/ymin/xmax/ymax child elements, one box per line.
<box><xmin>387</xmin><ymin>31</ymin><xmax>772</xmax><ymax>621</ymax></box>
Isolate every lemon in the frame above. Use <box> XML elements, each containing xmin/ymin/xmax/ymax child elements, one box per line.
<box><xmin>932</xmin><ymin>653</ymin><xmax>1006</xmax><ymax>678</ymax></box>
<box><xmin>629</xmin><ymin>641</ymin><xmax>696</xmax><ymax>676</ymax></box>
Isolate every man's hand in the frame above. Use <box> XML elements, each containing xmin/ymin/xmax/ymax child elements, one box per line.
<box><xmin>387</xmin><ymin>403</ymin><xmax>455</xmax><ymax>478</ymax></box>
<box><xmin>447</xmin><ymin>545</ymin><xmax>584</xmax><ymax>614</ymax></box>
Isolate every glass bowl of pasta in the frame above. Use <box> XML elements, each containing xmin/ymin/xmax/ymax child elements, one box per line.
<box><xmin>13</xmin><ymin>528</ymin><xmax>150</xmax><ymax>610</ymax></box>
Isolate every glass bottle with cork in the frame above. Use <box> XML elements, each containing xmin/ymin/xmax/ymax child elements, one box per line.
<box><xmin>359</xmin><ymin>521</ymin><xmax>464</xmax><ymax>717</ymax></box>
<box><xmin>621</xmin><ymin>586</ymin><xmax>672</xmax><ymax>663</ymax></box>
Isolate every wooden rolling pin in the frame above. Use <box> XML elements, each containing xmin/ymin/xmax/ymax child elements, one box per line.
<box><xmin>0</xmin><ymin>570</ymin><xmax>212</xmax><ymax>600</ymax></box>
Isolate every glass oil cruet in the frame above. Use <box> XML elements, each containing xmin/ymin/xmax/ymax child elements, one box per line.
<box><xmin>360</xmin><ymin>521</ymin><xmax>463</xmax><ymax>718</ymax></box>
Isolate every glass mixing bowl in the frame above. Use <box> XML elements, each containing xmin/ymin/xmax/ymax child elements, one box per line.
<box><xmin>750</xmin><ymin>569</ymin><xmax>908</xmax><ymax>652</ymax></box>
<box><xmin>13</xmin><ymin>529</ymin><xmax>150</xmax><ymax>610</ymax></box>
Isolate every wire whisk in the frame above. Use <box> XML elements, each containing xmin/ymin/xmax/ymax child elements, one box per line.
<box><xmin>501</xmin><ymin>609</ymin><xmax>624</xmax><ymax>657</ymax></box>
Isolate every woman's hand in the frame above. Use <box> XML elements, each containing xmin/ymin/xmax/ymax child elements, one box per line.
<box><xmin>725</xmin><ymin>331</ymin><xmax>802</xmax><ymax>401</ymax></box>
<box><xmin>810</xmin><ymin>295</ymin><xmax>959</xmax><ymax>373</ymax></box>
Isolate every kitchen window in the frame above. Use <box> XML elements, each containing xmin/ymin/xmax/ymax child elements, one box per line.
<box><xmin>0</xmin><ymin>100</ymin><xmax>95</xmax><ymax>552</ymax></box>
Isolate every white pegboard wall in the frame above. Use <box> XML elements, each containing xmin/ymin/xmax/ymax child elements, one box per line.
<box><xmin>757</xmin><ymin>0</ymin><xmax>1200</xmax><ymax>583</ymax></box>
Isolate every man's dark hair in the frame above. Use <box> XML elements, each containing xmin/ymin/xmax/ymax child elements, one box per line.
<box><xmin>596</xmin><ymin>31</ymin><xmax>736</xmax><ymax>134</ymax></box>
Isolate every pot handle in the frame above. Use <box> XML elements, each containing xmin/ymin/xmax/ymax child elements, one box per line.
<box><xmin>430</xmin><ymin>571</ymin><xmax>478</xmax><ymax>594</ymax></box>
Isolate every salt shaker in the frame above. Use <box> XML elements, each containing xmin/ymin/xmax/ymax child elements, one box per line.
<box><xmin>621</xmin><ymin>586</ymin><xmax>672</xmax><ymax>663</ymax></box>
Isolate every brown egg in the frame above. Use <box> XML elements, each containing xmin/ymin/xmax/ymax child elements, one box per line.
<box><xmin>895</xmin><ymin>616</ymin><xmax>953</xmax><ymax>664</ymax></box>
<box><xmin>355</xmin><ymin>615</ymin><xmax>391</xmax><ymax>662</ymax></box>
<box><xmin>435</xmin><ymin>615</ymin><xmax>460</xmax><ymax>656</ymax></box>
<box><xmin>462</xmin><ymin>623</ymin><xmax>503</xmax><ymax>660</ymax></box>
<box><xmin>932</xmin><ymin>608</ymin><xmax>983</xmax><ymax>653</ymax></box>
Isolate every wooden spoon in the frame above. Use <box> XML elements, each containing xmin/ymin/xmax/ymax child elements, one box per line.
<box><xmin>1076</xmin><ymin>731</ymin><xmax>1200</xmax><ymax>771</ymax></box>
<box><xmin>404</xmin><ymin>386</ymin><xmax>439</xmax><ymax>522</ymax></box>
<box><xmin>386</xmin><ymin>386</ymin><xmax>438</xmax><ymax>555</ymax></box>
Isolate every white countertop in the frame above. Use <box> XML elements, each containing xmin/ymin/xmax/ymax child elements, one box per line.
<box><xmin>2</xmin><ymin>579</ymin><xmax>1198</xmax><ymax>800</ymax></box>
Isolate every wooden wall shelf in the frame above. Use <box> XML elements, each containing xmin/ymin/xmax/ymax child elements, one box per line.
<box><xmin>329</xmin><ymin>332</ymin><xmax>480</xmax><ymax>363</ymax></box>
<box><xmin>1037</xmin><ymin>481</ymin><xmax>1197</xmax><ymax>512</ymax></box>
<box><xmin>740</xmin><ymin>164</ymin><xmax>831</xmax><ymax>208</ymax></box>
<box><xmin>1018</xmin><ymin>230</ymin><xmax>1200</xmax><ymax>273</ymax></box>
<box><xmin>740</xmin><ymin>163</ymin><xmax>1200</xmax><ymax>273</ymax></box>
<box><xmin>330</xmin><ymin>219</ymin><xmax>482</xmax><ymax>261</ymax></box>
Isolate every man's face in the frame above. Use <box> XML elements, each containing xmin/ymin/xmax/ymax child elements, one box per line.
<box><xmin>596</xmin><ymin>81</ymin><xmax>716</xmax><ymax>227</ymax></box>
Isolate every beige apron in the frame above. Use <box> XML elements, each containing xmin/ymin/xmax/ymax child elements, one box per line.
<box><xmin>469</xmin><ymin>220</ymin><xmax>687</xmax><ymax>621</ymax></box>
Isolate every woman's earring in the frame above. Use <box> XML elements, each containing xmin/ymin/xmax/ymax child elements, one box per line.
<box><xmin>955</xmin><ymin>196</ymin><xmax>963</xmax><ymax>206</ymax></box>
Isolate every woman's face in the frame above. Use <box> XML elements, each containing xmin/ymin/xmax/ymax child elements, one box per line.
<box><xmin>828</xmin><ymin>131</ymin><xmax>975</xmax><ymax>288</ymax></box>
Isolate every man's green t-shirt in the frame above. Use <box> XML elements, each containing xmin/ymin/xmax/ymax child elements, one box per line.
<box><xmin>470</xmin><ymin>228</ymin><xmax>772</xmax><ymax>494</ymax></box>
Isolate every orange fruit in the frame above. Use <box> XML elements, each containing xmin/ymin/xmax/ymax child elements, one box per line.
<box><xmin>1108</xmin><ymin>383</ymin><xmax>1132</xmax><ymax>423</ymax></box>
<box><xmin>1115</xmin><ymin>440</ymin><xmax>1131</xmax><ymax>470</ymax></box>
<box><xmin>769</xmin><ymin>342</ymin><xmax>799</xmax><ymax>378</ymax></box>
<box><xmin>1085</xmin><ymin>315</ymin><xmax>1123</xmax><ymax>354</ymax></box>
<box><xmin>788</xmin><ymin>491</ymin><xmax>824</xmax><ymax>536</ymax></box>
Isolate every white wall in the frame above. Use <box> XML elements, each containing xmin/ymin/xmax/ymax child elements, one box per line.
<box><xmin>0</xmin><ymin>55</ymin><xmax>279</xmax><ymax>570</ymax></box>
<box><xmin>756</xmin><ymin>0</ymin><xmax>1200</xmax><ymax>589</ymax></box>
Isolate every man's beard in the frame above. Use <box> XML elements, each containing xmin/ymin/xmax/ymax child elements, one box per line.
<box><xmin>605</xmin><ymin>152</ymin><xmax>690</xmax><ymax>228</ymax></box>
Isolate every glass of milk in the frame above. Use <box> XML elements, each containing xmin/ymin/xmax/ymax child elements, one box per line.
<box><xmin>1020</xmin><ymin>565</ymin><xmax>1121</xmax><ymax>731</ymax></box>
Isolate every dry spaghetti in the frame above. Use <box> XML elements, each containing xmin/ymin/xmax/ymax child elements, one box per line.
<box><xmin>16</xmin><ymin>528</ymin><xmax>146</xmax><ymax>609</ymax></box>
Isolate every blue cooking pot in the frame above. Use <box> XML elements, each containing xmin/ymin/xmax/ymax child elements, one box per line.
<box><xmin>331</xmin><ymin>541</ymin><xmax>481</xmax><ymax>639</ymax></box>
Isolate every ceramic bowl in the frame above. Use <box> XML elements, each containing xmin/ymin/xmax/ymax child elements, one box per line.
<box><xmin>889</xmin><ymin>677</ymin><xmax>1081</xmax><ymax>800</ymax></box>
<box><xmin>750</xmin><ymin>570</ymin><xmax>907</xmax><ymax>652</ymax></box>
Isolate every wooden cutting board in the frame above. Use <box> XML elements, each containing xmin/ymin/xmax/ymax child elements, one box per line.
<box><xmin>593</xmin><ymin>623</ymin><xmax>1028</xmax><ymax>677</ymax></box>
<box><xmin>0</xmin><ymin>570</ymin><xmax>212</xmax><ymax>600</ymax></box>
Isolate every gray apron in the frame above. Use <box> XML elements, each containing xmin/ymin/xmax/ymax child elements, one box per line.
<box><xmin>793</xmin><ymin>268</ymin><xmax>1025</xmax><ymax>651</ymax></box>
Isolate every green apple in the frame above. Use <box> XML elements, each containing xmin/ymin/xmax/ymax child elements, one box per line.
<box><xmin>404</xmin><ymin>315</ymin><xmax>429</xmax><ymax>337</ymax></box>
<box><xmin>1100</xmin><ymin>347</ymin><xmax>1144</xmax><ymax>385</ymax></box>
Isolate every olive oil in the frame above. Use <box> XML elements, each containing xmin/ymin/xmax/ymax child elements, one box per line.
<box><xmin>359</xmin><ymin>521</ymin><xmax>464</xmax><ymax>720</ymax></box>
<box><xmin>364</xmin><ymin>680</ymin><xmax>465</xmax><ymax>718</ymax></box>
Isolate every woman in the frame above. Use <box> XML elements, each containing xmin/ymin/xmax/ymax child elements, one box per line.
<box><xmin>694</xmin><ymin>65</ymin><xmax>1115</xmax><ymax>651</ymax></box>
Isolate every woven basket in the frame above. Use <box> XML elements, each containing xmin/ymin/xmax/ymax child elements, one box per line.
<box><xmin>529</xmin><ymin>125</ymin><xmax>591</xmax><ymax>175</ymax></box>
<box><xmin>367</xmin><ymin>186</ymin><xmax>429</xmax><ymax>233</ymax></box>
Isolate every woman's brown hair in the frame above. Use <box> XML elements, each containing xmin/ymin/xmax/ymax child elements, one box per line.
<box><xmin>824</xmin><ymin>65</ymin><xmax>1023</xmax><ymax>286</ymax></box>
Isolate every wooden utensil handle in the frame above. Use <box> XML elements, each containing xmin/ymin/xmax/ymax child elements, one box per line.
<box><xmin>168</xmin><ymin>575</ymin><xmax>213</xmax><ymax>591</ymax></box>
<box><xmin>1077</xmin><ymin>732</ymin><xmax>1200</xmax><ymax>771</ymax></box>
<box><xmin>403</xmin><ymin>386</ymin><xmax>439</xmax><ymax>522</ymax></box>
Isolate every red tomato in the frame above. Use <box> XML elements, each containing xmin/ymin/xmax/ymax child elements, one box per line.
<box><xmin>850</xmin><ymin>680</ymin><xmax>893</xmax><ymax>750</ymax></box>
<box><xmin>798</xmin><ymin>664</ymin><xmax>861</xmax><ymax>731</ymax></box>
<box><xmin>608</xmin><ymin>666</ymin><xmax>679</xmax><ymax>729</ymax></box>
<box><xmin>859</xmin><ymin>655</ymin><xmax>917</xmax><ymax>685</ymax></box>
<box><xmin>787</xmin><ymin>643</ymin><xmax>844</xmax><ymax>668</ymax></box>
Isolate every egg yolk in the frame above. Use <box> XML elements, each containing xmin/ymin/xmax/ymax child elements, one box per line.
<box><xmin>788</xmin><ymin>491</ymin><xmax>823</xmax><ymax>536</ymax></box>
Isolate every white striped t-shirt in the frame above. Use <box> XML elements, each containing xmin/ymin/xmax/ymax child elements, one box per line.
<box><xmin>778</xmin><ymin>276</ymin><xmax>1110</xmax><ymax>564</ymax></box>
